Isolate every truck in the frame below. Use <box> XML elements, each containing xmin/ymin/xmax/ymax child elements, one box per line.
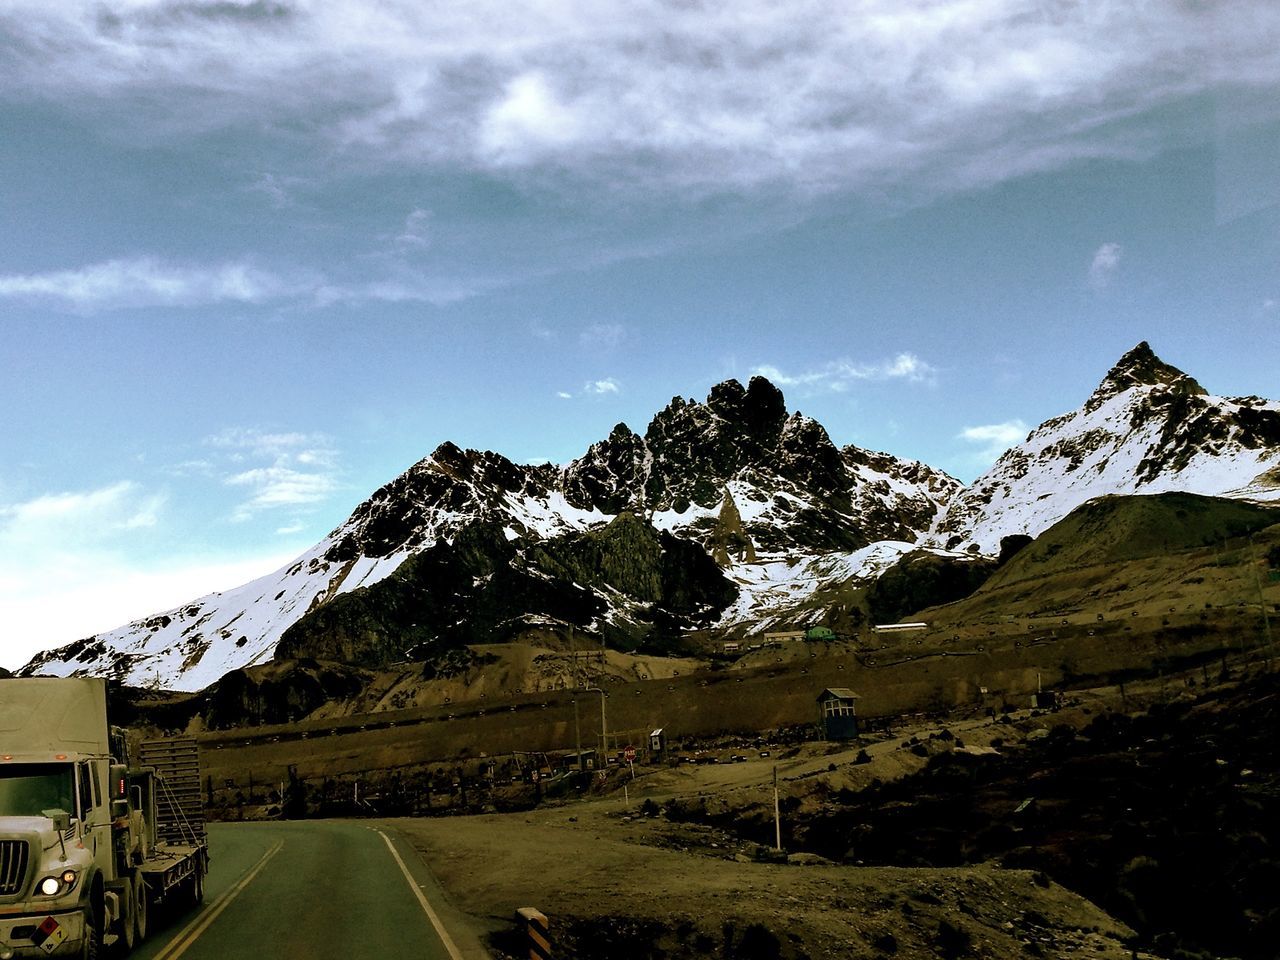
<box><xmin>0</xmin><ymin>678</ymin><xmax>208</xmax><ymax>958</ymax></box>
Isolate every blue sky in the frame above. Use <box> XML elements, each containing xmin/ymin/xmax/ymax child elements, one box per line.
<box><xmin>2</xmin><ymin>1</ymin><xmax>1279</xmax><ymax>668</ymax></box>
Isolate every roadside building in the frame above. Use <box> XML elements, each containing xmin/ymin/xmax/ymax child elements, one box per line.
<box><xmin>817</xmin><ymin>687</ymin><xmax>860</xmax><ymax>740</ymax></box>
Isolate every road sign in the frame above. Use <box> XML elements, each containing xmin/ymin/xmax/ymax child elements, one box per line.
<box><xmin>623</xmin><ymin>745</ymin><xmax>637</xmax><ymax>762</ymax></box>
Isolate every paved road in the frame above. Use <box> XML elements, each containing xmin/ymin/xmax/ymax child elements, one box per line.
<box><xmin>132</xmin><ymin>820</ymin><xmax>483</xmax><ymax>960</ymax></box>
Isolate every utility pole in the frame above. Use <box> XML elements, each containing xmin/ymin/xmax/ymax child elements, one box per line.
<box><xmin>572</xmin><ymin>697</ymin><xmax>582</xmax><ymax>772</ymax></box>
<box><xmin>773</xmin><ymin>765</ymin><xmax>782</xmax><ymax>852</ymax></box>
<box><xmin>1249</xmin><ymin>533</ymin><xmax>1274</xmax><ymax>667</ymax></box>
<box><xmin>586</xmin><ymin>686</ymin><xmax>608</xmax><ymax>759</ymax></box>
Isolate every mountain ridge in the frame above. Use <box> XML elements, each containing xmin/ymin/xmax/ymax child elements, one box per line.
<box><xmin>20</xmin><ymin>342</ymin><xmax>1280</xmax><ymax>691</ymax></box>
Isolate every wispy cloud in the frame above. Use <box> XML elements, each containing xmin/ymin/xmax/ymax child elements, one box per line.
<box><xmin>558</xmin><ymin>378</ymin><xmax>622</xmax><ymax>399</ymax></box>
<box><xmin>579</xmin><ymin>323</ymin><xmax>626</xmax><ymax>352</ymax></box>
<box><xmin>395</xmin><ymin>208</ymin><xmax>431</xmax><ymax>248</ymax></box>
<box><xmin>203</xmin><ymin>428</ymin><xmax>341</xmax><ymax>522</ymax></box>
<box><xmin>0</xmin><ymin>257</ymin><xmax>290</xmax><ymax>311</ymax></box>
<box><xmin>0</xmin><ymin>482</ymin><xmax>164</xmax><ymax>550</ymax></box>
<box><xmin>0</xmin><ymin>480</ymin><xmax>299</xmax><ymax>668</ymax></box>
<box><xmin>754</xmin><ymin>353</ymin><xmax>937</xmax><ymax>392</ymax></box>
<box><xmin>2</xmin><ymin>3</ymin><xmax>1276</xmax><ymax>196</ymax></box>
<box><xmin>958</xmin><ymin>419</ymin><xmax>1029</xmax><ymax>466</ymax></box>
<box><xmin>1088</xmin><ymin>242</ymin><xmax>1123</xmax><ymax>289</ymax></box>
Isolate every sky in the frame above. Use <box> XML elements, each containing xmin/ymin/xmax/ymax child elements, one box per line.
<box><xmin>2</xmin><ymin>0</ymin><xmax>1279</xmax><ymax>669</ymax></box>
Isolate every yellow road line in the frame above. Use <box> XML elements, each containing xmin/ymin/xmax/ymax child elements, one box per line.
<box><xmin>375</xmin><ymin>829</ymin><xmax>466</xmax><ymax>960</ymax></box>
<box><xmin>150</xmin><ymin>840</ymin><xmax>284</xmax><ymax>960</ymax></box>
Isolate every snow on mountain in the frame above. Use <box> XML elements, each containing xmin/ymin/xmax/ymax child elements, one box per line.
<box><xmin>22</xmin><ymin>377</ymin><xmax>956</xmax><ymax>691</ymax></box>
<box><xmin>930</xmin><ymin>342</ymin><xmax>1280</xmax><ymax>554</ymax></box>
<box><xmin>31</xmin><ymin>343</ymin><xmax>1271</xmax><ymax>694</ymax></box>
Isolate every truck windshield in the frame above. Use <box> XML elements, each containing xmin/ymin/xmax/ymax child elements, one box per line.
<box><xmin>0</xmin><ymin>764</ymin><xmax>75</xmax><ymax>819</ymax></box>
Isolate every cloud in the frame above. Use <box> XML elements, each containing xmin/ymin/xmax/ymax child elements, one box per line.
<box><xmin>0</xmin><ymin>480</ymin><xmax>298</xmax><ymax>667</ymax></box>
<box><xmin>556</xmin><ymin>391</ymin><xmax>573</xmax><ymax>399</ymax></box>
<box><xmin>959</xmin><ymin>418</ymin><xmax>1029</xmax><ymax>465</ymax></box>
<box><xmin>0</xmin><ymin>257</ymin><xmax>290</xmax><ymax>311</ymax></box>
<box><xmin>3</xmin><ymin>3</ymin><xmax>1277</xmax><ymax>196</ymax></box>
<box><xmin>0</xmin><ymin>482</ymin><xmax>164</xmax><ymax>551</ymax></box>
<box><xmin>203</xmin><ymin>427</ymin><xmax>341</xmax><ymax>521</ymax></box>
<box><xmin>579</xmin><ymin>323</ymin><xmax>626</xmax><ymax>352</ymax></box>
<box><xmin>0</xmin><ymin>252</ymin><xmax>477</xmax><ymax>314</ymax></box>
<box><xmin>583</xmin><ymin>378</ymin><xmax>621</xmax><ymax>396</ymax></box>
<box><xmin>754</xmin><ymin>353</ymin><xmax>937</xmax><ymax>392</ymax></box>
<box><xmin>1088</xmin><ymin>242</ymin><xmax>1123</xmax><ymax>289</ymax></box>
<box><xmin>249</xmin><ymin>172</ymin><xmax>312</xmax><ymax>209</ymax></box>
<box><xmin>395</xmin><ymin>208</ymin><xmax>431</xmax><ymax>248</ymax></box>
<box><xmin>1263</xmin><ymin>298</ymin><xmax>1277</xmax><ymax>313</ymax></box>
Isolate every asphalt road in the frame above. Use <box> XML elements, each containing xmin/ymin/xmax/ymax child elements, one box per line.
<box><xmin>131</xmin><ymin>820</ymin><xmax>483</xmax><ymax>960</ymax></box>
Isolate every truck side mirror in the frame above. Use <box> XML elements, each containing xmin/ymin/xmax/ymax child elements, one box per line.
<box><xmin>42</xmin><ymin>809</ymin><xmax>71</xmax><ymax>833</ymax></box>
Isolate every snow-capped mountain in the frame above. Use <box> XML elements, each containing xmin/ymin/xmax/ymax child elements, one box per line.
<box><xmin>930</xmin><ymin>342</ymin><xmax>1280</xmax><ymax>554</ymax></box>
<box><xmin>22</xmin><ymin>377</ymin><xmax>957</xmax><ymax>691</ymax></box>
<box><xmin>23</xmin><ymin>345</ymin><xmax>1279</xmax><ymax>692</ymax></box>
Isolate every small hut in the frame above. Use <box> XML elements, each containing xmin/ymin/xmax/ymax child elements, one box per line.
<box><xmin>817</xmin><ymin>688</ymin><xmax>860</xmax><ymax>740</ymax></box>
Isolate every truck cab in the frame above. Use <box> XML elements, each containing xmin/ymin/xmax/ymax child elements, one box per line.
<box><xmin>0</xmin><ymin>678</ymin><xmax>207</xmax><ymax>959</ymax></box>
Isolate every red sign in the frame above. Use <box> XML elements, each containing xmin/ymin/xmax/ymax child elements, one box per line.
<box><xmin>623</xmin><ymin>745</ymin><xmax>637</xmax><ymax>762</ymax></box>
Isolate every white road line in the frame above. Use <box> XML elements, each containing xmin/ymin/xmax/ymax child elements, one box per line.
<box><xmin>376</xmin><ymin>829</ymin><xmax>466</xmax><ymax>960</ymax></box>
<box><xmin>151</xmin><ymin>840</ymin><xmax>284</xmax><ymax>960</ymax></box>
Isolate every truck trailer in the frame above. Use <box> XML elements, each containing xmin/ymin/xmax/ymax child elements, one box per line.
<box><xmin>0</xmin><ymin>678</ymin><xmax>208</xmax><ymax>958</ymax></box>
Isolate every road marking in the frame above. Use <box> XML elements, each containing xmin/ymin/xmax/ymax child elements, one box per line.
<box><xmin>376</xmin><ymin>829</ymin><xmax>466</xmax><ymax>960</ymax></box>
<box><xmin>150</xmin><ymin>840</ymin><xmax>284</xmax><ymax>960</ymax></box>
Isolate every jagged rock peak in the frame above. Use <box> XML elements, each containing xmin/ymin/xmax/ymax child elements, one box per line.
<box><xmin>1089</xmin><ymin>342</ymin><xmax>1206</xmax><ymax>408</ymax></box>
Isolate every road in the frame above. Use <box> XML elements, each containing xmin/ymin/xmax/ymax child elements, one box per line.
<box><xmin>131</xmin><ymin>820</ymin><xmax>485</xmax><ymax>960</ymax></box>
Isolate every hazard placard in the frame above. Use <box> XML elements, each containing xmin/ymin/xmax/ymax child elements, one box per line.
<box><xmin>31</xmin><ymin>916</ymin><xmax>68</xmax><ymax>954</ymax></box>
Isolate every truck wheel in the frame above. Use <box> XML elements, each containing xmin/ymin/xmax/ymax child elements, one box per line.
<box><xmin>80</xmin><ymin>907</ymin><xmax>100</xmax><ymax>960</ymax></box>
<box><xmin>116</xmin><ymin>879</ymin><xmax>136</xmax><ymax>953</ymax></box>
<box><xmin>132</xmin><ymin>873</ymin><xmax>149</xmax><ymax>943</ymax></box>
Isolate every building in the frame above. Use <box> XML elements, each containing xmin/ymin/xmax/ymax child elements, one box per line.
<box><xmin>816</xmin><ymin>688</ymin><xmax>860</xmax><ymax>740</ymax></box>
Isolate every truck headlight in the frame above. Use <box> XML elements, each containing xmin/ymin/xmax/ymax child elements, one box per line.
<box><xmin>35</xmin><ymin>871</ymin><xmax>76</xmax><ymax>896</ymax></box>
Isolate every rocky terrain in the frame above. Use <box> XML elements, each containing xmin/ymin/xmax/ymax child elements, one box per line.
<box><xmin>931</xmin><ymin>342</ymin><xmax>1280</xmax><ymax>553</ymax></box>
<box><xmin>21</xmin><ymin>342</ymin><xmax>1280</xmax><ymax>694</ymax></box>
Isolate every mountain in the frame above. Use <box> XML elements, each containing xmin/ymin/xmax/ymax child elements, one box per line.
<box><xmin>930</xmin><ymin>342</ymin><xmax>1280</xmax><ymax>554</ymax></box>
<box><xmin>22</xmin><ymin>344</ymin><xmax>1279</xmax><ymax>693</ymax></box>
<box><xmin>21</xmin><ymin>377</ymin><xmax>958</xmax><ymax>691</ymax></box>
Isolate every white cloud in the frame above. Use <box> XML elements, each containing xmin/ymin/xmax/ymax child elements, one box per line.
<box><xmin>3</xmin><ymin>3</ymin><xmax>1277</xmax><ymax>196</ymax></box>
<box><xmin>579</xmin><ymin>323</ymin><xmax>626</xmax><ymax>352</ymax></box>
<box><xmin>583</xmin><ymin>378</ymin><xmax>621</xmax><ymax>395</ymax></box>
<box><xmin>395</xmin><ymin>208</ymin><xmax>431</xmax><ymax>248</ymax></box>
<box><xmin>1088</xmin><ymin>242</ymin><xmax>1123</xmax><ymax>289</ymax></box>
<box><xmin>754</xmin><ymin>353</ymin><xmax>937</xmax><ymax>392</ymax></box>
<box><xmin>556</xmin><ymin>391</ymin><xmax>573</xmax><ymax>399</ymax></box>
<box><xmin>1263</xmin><ymin>298</ymin><xmax>1277</xmax><ymax>313</ymax></box>
<box><xmin>0</xmin><ymin>482</ymin><xmax>164</xmax><ymax>552</ymax></box>
<box><xmin>959</xmin><ymin>418</ymin><xmax>1029</xmax><ymax>465</ymax></box>
<box><xmin>0</xmin><ymin>481</ymin><xmax>304</xmax><ymax>669</ymax></box>
<box><xmin>203</xmin><ymin>427</ymin><xmax>341</xmax><ymax>522</ymax></box>
<box><xmin>0</xmin><ymin>257</ymin><xmax>290</xmax><ymax>311</ymax></box>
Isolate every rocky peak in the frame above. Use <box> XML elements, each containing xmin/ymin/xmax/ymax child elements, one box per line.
<box><xmin>1086</xmin><ymin>342</ymin><xmax>1206</xmax><ymax>411</ymax></box>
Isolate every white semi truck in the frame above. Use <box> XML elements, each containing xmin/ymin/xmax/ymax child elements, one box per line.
<box><xmin>0</xmin><ymin>678</ymin><xmax>208</xmax><ymax>958</ymax></box>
